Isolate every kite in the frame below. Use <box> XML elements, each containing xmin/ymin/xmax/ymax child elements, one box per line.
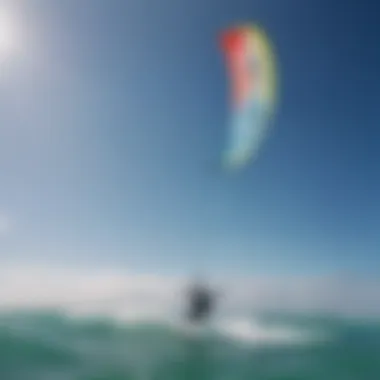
<box><xmin>220</xmin><ymin>24</ymin><xmax>277</xmax><ymax>170</ymax></box>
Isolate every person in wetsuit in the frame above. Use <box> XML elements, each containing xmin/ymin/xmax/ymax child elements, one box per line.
<box><xmin>186</xmin><ymin>281</ymin><xmax>215</xmax><ymax>324</ymax></box>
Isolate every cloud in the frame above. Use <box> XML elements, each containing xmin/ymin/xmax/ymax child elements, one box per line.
<box><xmin>0</xmin><ymin>264</ymin><xmax>184</xmax><ymax>321</ymax></box>
<box><xmin>0</xmin><ymin>264</ymin><xmax>379</xmax><ymax>320</ymax></box>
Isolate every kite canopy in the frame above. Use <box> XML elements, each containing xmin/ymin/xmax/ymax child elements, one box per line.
<box><xmin>220</xmin><ymin>25</ymin><xmax>277</xmax><ymax>170</ymax></box>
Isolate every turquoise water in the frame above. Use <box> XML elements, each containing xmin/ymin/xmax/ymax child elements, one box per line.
<box><xmin>0</xmin><ymin>311</ymin><xmax>379</xmax><ymax>379</ymax></box>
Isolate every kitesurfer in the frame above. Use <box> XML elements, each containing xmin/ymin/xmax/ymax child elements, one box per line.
<box><xmin>186</xmin><ymin>280</ymin><xmax>216</xmax><ymax>324</ymax></box>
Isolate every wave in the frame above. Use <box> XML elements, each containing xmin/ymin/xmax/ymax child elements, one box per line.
<box><xmin>213</xmin><ymin>317</ymin><xmax>328</xmax><ymax>345</ymax></box>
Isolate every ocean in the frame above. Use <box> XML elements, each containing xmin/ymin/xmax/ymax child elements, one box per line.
<box><xmin>0</xmin><ymin>310</ymin><xmax>379</xmax><ymax>380</ymax></box>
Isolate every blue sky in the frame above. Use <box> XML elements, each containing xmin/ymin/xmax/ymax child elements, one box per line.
<box><xmin>1</xmin><ymin>0</ymin><xmax>379</xmax><ymax>276</ymax></box>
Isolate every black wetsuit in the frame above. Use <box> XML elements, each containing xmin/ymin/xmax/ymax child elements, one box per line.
<box><xmin>187</xmin><ymin>286</ymin><xmax>213</xmax><ymax>323</ymax></box>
